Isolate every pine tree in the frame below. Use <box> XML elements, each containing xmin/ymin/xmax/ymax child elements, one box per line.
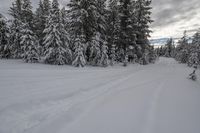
<box><xmin>9</xmin><ymin>0</ymin><xmax>23</xmax><ymax>59</ymax></box>
<box><xmin>188</xmin><ymin>52</ymin><xmax>198</xmax><ymax>67</ymax></box>
<box><xmin>99</xmin><ymin>43</ymin><xmax>109</xmax><ymax>67</ymax></box>
<box><xmin>43</xmin><ymin>0</ymin><xmax>51</xmax><ymax>17</ymax></box>
<box><xmin>118</xmin><ymin>0</ymin><xmax>137</xmax><ymax>65</ymax></box>
<box><xmin>148</xmin><ymin>46</ymin><xmax>157</xmax><ymax>63</ymax></box>
<box><xmin>140</xmin><ymin>48</ymin><xmax>149</xmax><ymax>65</ymax></box>
<box><xmin>67</xmin><ymin>0</ymin><xmax>98</xmax><ymax>66</ymax></box>
<box><xmin>9</xmin><ymin>0</ymin><xmax>23</xmax><ymax>21</ymax></box>
<box><xmin>188</xmin><ymin>30</ymin><xmax>200</xmax><ymax>66</ymax></box>
<box><xmin>35</xmin><ymin>0</ymin><xmax>51</xmax><ymax>55</ymax></box>
<box><xmin>35</xmin><ymin>0</ymin><xmax>45</xmax><ymax>54</ymax></box>
<box><xmin>133</xmin><ymin>54</ymin><xmax>138</xmax><ymax>63</ymax></box>
<box><xmin>135</xmin><ymin>0</ymin><xmax>153</xmax><ymax>57</ymax></box>
<box><xmin>22</xmin><ymin>0</ymin><xmax>34</xmax><ymax>27</ymax></box>
<box><xmin>95</xmin><ymin>0</ymin><xmax>107</xmax><ymax>41</ymax></box>
<box><xmin>107</xmin><ymin>0</ymin><xmax>120</xmax><ymax>65</ymax></box>
<box><xmin>192</xmin><ymin>30</ymin><xmax>200</xmax><ymax>47</ymax></box>
<box><xmin>43</xmin><ymin>0</ymin><xmax>69</xmax><ymax>65</ymax></box>
<box><xmin>89</xmin><ymin>33</ymin><xmax>101</xmax><ymax>66</ymax></box>
<box><xmin>175</xmin><ymin>30</ymin><xmax>200</xmax><ymax>67</ymax></box>
<box><xmin>164</xmin><ymin>38</ymin><xmax>174</xmax><ymax>57</ymax></box>
<box><xmin>72</xmin><ymin>37</ymin><xmax>86</xmax><ymax>67</ymax></box>
<box><xmin>89</xmin><ymin>33</ymin><xmax>109</xmax><ymax>67</ymax></box>
<box><xmin>0</xmin><ymin>14</ymin><xmax>10</xmax><ymax>58</ymax></box>
<box><xmin>67</xmin><ymin>0</ymin><xmax>97</xmax><ymax>43</ymax></box>
<box><xmin>88</xmin><ymin>0</ymin><xmax>108</xmax><ymax>66</ymax></box>
<box><xmin>179</xmin><ymin>31</ymin><xmax>188</xmax><ymax>45</ymax></box>
<box><xmin>20</xmin><ymin>0</ymin><xmax>34</xmax><ymax>55</ymax></box>
<box><xmin>110</xmin><ymin>43</ymin><xmax>116</xmax><ymax>65</ymax></box>
<box><xmin>60</xmin><ymin>8</ymin><xmax>72</xmax><ymax>64</ymax></box>
<box><xmin>20</xmin><ymin>23</ymin><xmax>39</xmax><ymax>63</ymax></box>
<box><xmin>175</xmin><ymin>31</ymin><xmax>189</xmax><ymax>63</ymax></box>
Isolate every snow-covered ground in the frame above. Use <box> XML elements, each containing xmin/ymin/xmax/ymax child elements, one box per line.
<box><xmin>0</xmin><ymin>57</ymin><xmax>200</xmax><ymax>133</ymax></box>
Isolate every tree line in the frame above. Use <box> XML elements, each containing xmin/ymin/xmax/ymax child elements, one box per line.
<box><xmin>0</xmin><ymin>0</ymin><xmax>155</xmax><ymax>67</ymax></box>
<box><xmin>156</xmin><ymin>30</ymin><xmax>200</xmax><ymax>68</ymax></box>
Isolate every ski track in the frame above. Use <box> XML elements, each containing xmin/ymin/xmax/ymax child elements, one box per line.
<box><xmin>0</xmin><ymin>58</ymin><xmax>200</xmax><ymax>133</ymax></box>
<box><xmin>0</xmin><ymin>62</ymin><xmax>144</xmax><ymax>133</ymax></box>
<box><xmin>143</xmin><ymin>58</ymin><xmax>176</xmax><ymax>133</ymax></box>
<box><xmin>142</xmin><ymin>81</ymin><xmax>165</xmax><ymax>133</ymax></box>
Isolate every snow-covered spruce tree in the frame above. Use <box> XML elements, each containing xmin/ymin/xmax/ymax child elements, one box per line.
<box><xmin>67</xmin><ymin>0</ymin><xmax>97</xmax><ymax>43</ymax></box>
<box><xmin>110</xmin><ymin>43</ymin><xmax>116</xmax><ymax>66</ymax></box>
<box><xmin>43</xmin><ymin>0</ymin><xmax>51</xmax><ymax>16</ymax></box>
<box><xmin>175</xmin><ymin>31</ymin><xmax>189</xmax><ymax>63</ymax></box>
<box><xmin>60</xmin><ymin>7</ymin><xmax>72</xmax><ymax>64</ymax></box>
<box><xmin>188</xmin><ymin>52</ymin><xmax>198</xmax><ymax>67</ymax></box>
<box><xmin>67</xmin><ymin>0</ymin><xmax>98</xmax><ymax>66</ymax></box>
<box><xmin>89</xmin><ymin>33</ymin><xmax>101</xmax><ymax>66</ymax></box>
<box><xmin>132</xmin><ymin>54</ymin><xmax>138</xmax><ymax>63</ymax></box>
<box><xmin>191</xmin><ymin>30</ymin><xmax>200</xmax><ymax>66</ymax></box>
<box><xmin>89</xmin><ymin>32</ymin><xmax>109</xmax><ymax>67</ymax></box>
<box><xmin>177</xmin><ymin>48</ymin><xmax>189</xmax><ymax>64</ymax></box>
<box><xmin>22</xmin><ymin>0</ymin><xmax>34</xmax><ymax>27</ymax></box>
<box><xmin>9</xmin><ymin>0</ymin><xmax>23</xmax><ymax>59</ymax></box>
<box><xmin>96</xmin><ymin>0</ymin><xmax>107</xmax><ymax>34</ymax></box>
<box><xmin>107</xmin><ymin>0</ymin><xmax>120</xmax><ymax>65</ymax></box>
<box><xmin>171</xmin><ymin>44</ymin><xmax>176</xmax><ymax>58</ymax></box>
<box><xmin>148</xmin><ymin>46</ymin><xmax>157</xmax><ymax>63</ymax></box>
<box><xmin>175</xmin><ymin>30</ymin><xmax>200</xmax><ymax>67</ymax></box>
<box><xmin>43</xmin><ymin>0</ymin><xmax>70</xmax><ymax>65</ymax></box>
<box><xmin>20</xmin><ymin>0</ymin><xmax>35</xmax><ymax>56</ymax></box>
<box><xmin>35</xmin><ymin>0</ymin><xmax>51</xmax><ymax>56</ymax></box>
<box><xmin>88</xmin><ymin>0</ymin><xmax>109</xmax><ymax>66</ymax></box>
<box><xmin>20</xmin><ymin>22</ymin><xmax>39</xmax><ymax>63</ymax></box>
<box><xmin>9</xmin><ymin>0</ymin><xmax>23</xmax><ymax>21</ymax></box>
<box><xmin>164</xmin><ymin>38</ymin><xmax>174</xmax><ymax>57</ymax></box>
<box><xmin>157</xmin><ymin>46</ymin><xmax>163</xmax><ymax>56</ymax></box>
<box><xmin>72</xmin><ymin>36</ymin><xmax>86</xmax><ymax>67</ymax></box>
<box><xmin>100</xmin><ymin>44</ymin><xmax>109</xmax><ymax>67</ymax></box>
<box><xmin>139</xmin><ymin>48</ymin><xmax>149</xmax><ymax>65</ymax></box>
<box><xmin>0</xmin><ymin>14</ymin><xmax>11</xmax><ymax>58</ymax></box>
<box><xmin>118</xmin><ymin>0</ymin><xmax>137</xmax><ymax>65</ymax></box>
<box><xmin>192</xmin><ymin>30</ymin><xmax>200</xmax><ymax>47</ymax></box>
<box><xmin>135</xmin><ymin>0</ymin><xmax>153</xmax><ymax>59</ymax></box>
<box><xmin>0</xmin><ymin>14</ymin><xmax>10</xmax><ymax>58</ymax></box>
<box><xmin>35</xmin><ymin>0</ymin><xmax>45</xmax><ymax>55</ymax></box>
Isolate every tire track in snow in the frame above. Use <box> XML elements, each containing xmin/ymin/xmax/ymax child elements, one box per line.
<box><xmin>27</xmin><ymin>68</ymin><xmax>148</xmax><ymax>133</ymax></box>
<box><xmin>142</xmin><ymin>58</ymin><xmax>176</xmax><ymax>133</ymax></box>
<box><xmin>0</xmin><ymin>67</ymin><xmax>145</xmax><ymax>133</ymax></box>
<box><xmin>30</xmin><ymin>70</ymin><xmax>167</xmax><ymax>133</ymax></box>
<box><xmin>142</xmin><ymin>81</ymin><xmax>165</xmax><ymax>133</ymax></box>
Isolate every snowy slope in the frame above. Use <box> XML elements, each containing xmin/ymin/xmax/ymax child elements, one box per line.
<box><xmin>0</xmin><ymin>58</ymin><xmax>200</xmax><ymax>133</ymax></box>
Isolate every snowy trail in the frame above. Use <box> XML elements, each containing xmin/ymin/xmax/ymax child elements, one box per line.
<box><xmin>0</xmin><ymin>58</ymin><xmax>200</xmax><ymax>133</ymax></box>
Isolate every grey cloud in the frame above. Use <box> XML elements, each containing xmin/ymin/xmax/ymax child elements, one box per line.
<box><xmin>152</xmin><ymin>8</ymin><xmax>198</xmax><ymax>28</ymax></box>
<box><xmin>179</xmin><ymin>24</ymin><xmax>200</xmax><ymax>32</ymax></box>
<box><xmin>0</xmin><ymin>0</ymin><xmax>200</xmax><ymax>38</ymax></box>
<box><xmin>0</xmin><ymin>0</ymin><xmax>70</xmax><ymax>15</ymax></box>
<box><xmin>151</xmin><ymin>0</ymin><xmax>200</xmax><ymax>28</ymax></box>
<box><xmin>187</xmin><ymin>28</ymin><xmax>199</xmax><ymax>33</ymax></box>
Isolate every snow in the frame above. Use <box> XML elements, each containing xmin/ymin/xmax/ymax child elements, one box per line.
<box><xmin>0</xmin><ymin>57</ymin><xmax>200</xmax><ymax>133</ymax></box>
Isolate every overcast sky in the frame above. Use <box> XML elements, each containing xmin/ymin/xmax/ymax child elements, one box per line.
<box><xmin>0</xmin><ymin>0</ymin><xmax>200</xmax><ymax>39</ymax></box>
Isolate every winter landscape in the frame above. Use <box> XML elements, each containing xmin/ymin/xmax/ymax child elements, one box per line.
<box><xmin>0</xmin><ymin>0</ymin><xmax>200</xmax><ymax>133</ymax></box>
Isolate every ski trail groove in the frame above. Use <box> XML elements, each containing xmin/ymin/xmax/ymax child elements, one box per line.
<box><xmin>143</xmin><ymin>81</ymin><xmax>165</xmax><ymax>133</ymax></box>
<box><xmin>27</xmin><ymin>68</ymin><xmax>148</xmax><ymax>133</ymax></box>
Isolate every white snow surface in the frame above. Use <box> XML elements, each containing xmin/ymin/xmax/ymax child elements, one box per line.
<box><xmin>0</xmin><ymin>57</ymin><xmax>200</xmax><ymax>133</ymax></box>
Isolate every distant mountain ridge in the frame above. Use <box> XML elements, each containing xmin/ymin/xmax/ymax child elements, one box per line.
<box><xmin>150</xmin><ymin>38</ymin><xmax>169</xmax><ymax>46</ymax></box>
<box><xmin>150</xmin><ymin>37</ymin><xmax>180</xmax><ymax>46</ymax></box>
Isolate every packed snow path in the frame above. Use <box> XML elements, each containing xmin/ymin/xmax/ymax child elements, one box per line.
<box><xmin>0</xmin><ymin>57</ymin><xmax>200</xmax><ymax>133</ymax></box>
